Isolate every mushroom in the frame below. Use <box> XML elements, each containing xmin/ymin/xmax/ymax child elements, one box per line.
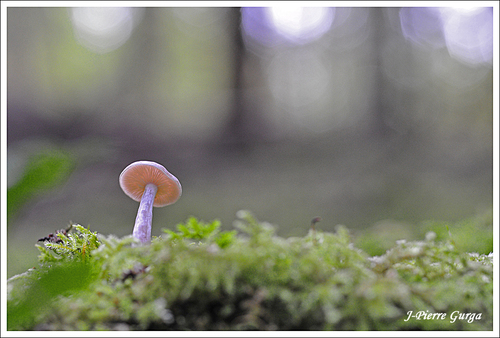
<box><xmin>119</xmin><ymin>161</ymin><xmax>182</xmax><ymax>245</ymax></box>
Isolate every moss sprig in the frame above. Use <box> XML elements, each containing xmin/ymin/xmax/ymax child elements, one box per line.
<box><xmin>36</xmin><ymin>224</ymin><xmax>101</xmax><ymax>263</ymax></box>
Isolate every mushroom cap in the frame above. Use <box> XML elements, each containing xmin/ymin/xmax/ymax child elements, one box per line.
<box><xmin>119</xmin><ymin>161</ymin><xmax>182</xmax><ymax>207</ymax></box>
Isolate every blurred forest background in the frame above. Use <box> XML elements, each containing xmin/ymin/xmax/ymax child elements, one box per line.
<box><xmin>6</xmin><ymin>6</ymin><xmax>494</xmax><ymax>277</ymax></box>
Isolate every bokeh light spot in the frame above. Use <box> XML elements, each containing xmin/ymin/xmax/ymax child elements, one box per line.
<box><xmin>71</xmin><ymin>7</ymin><xmax>144</xmax><ymax>53</ymax></box>
<box><xmin>268</xmin><ymin>7</ymin><xmax>334</xmax><ymax>44</ymax></box>
<box><xmin>241</xmin><ymin>7</ymin><xmax>335</xmax><ymax>48</ymax></box>
<box><xmin>399</xmin><ymin>7</ymin><xmax>493</xmax><ymax>66</ymax></box>
<box><xmin>399</xmin><ymin>7</ymin><xmax>446</xmax><ymax>49</ymax></box>
<box><xmin>439</xmin><ymin>7</ymin><xmax>493</xmax><ymax>66</ymax></box>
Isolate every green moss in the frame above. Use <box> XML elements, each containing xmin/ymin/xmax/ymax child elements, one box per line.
<box><xmin>7</xmin><ymin>211</ymin><xmax>493</xmax><ymax>331</ymax></box>
<box><xmin>355</xmin><ymin>209</ymin><xmax>493</xmax><ymax>256</ymax></box>
<box><xmin>419</xmin><ymin>209</ymin><xmax>493</xmax><ymax>254</ymax></box>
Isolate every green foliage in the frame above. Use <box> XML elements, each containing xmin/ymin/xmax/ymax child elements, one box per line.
<box><xmin>7</xmin><ymin>150</ymin><xmax>75</xmax><ymax>222</ymax></box>
<box><xmin>36</xmin><ymin>224</ymin><xmax>101</xmax><ymax>263</ymax></box>
<box><xmin>163</xmin><ymin>216</ymin><xmax>237</xmax><ymax>249</ymax></box>
<box><xmin>7</xmin><ymin>261</ymin><xmax>98</xmax><ymax>331</ymax></box>
<box><xmin>8</xmin><ymin>224</ymin><xmax>103</xmax><ymax>330</ymax></box>
<box><xmin>7</xmin><ymin>212</ymin><xmax>493</xmax><ymax>331</ymax></box>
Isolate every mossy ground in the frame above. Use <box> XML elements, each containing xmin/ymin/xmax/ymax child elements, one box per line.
<box><xmin>7</xmin><ymin>211</ymin><xmax>493</xmax><ymax>331</ymax></box>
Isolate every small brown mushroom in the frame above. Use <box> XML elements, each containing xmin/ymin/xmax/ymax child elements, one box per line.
<box><xmin>119</xmin><ymin>161</ymin><xmax>182</xmax><ymax>245</ymax></box>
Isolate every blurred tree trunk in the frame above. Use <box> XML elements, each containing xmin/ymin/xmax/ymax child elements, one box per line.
<box><xmin>370</xmin><ymin>7</ymin><xmax>392</xmax><ymax>138</ymax></box>
<box><xmin>216</xmin><ymin>8</ymin><xmax>268</xmax><ymax>152</ymax></box>
<box><xmin>369</xmin><ymin>7</ymin><xmax>416</xmax><ymax>141</ymax></box>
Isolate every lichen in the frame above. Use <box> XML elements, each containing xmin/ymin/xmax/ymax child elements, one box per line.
<box><xmin>7</xmin><ymin>211</ymin><xmax>493</xmax><ymax>331</ymax></box>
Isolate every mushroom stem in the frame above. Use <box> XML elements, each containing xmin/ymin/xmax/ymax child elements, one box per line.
<box><xmin>132</xmin><ymin>183</ymin><xmax>158</xmax><ymax>245</ymax></box>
